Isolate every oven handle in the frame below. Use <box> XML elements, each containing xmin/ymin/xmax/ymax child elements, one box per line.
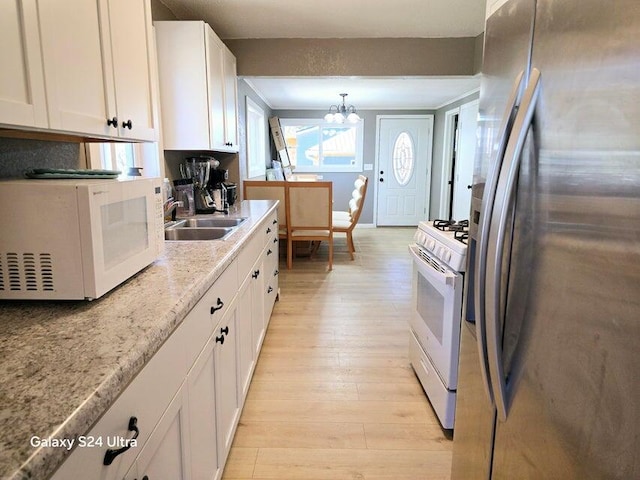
<box><xmin>408</xmin><ymin>245</ymin><xmax>458</xmax><ymax>287</ymax></box>
<box><xmin>475</xmin><ymin>70</ymin><xmax>526</xmax><ymax>407</ymax></box>
<box><xmin>486</xmin><ymin>68</ymin><xmax>540</xmax><ymax>422</ymax></box>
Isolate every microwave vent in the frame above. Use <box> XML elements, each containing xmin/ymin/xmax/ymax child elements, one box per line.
<box><xmin>0</xmin><ymin>252</ymin><xmax>55</xmax><ymax>292</ymax></box>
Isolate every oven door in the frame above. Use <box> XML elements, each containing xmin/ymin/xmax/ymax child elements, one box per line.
<box><xmin>409</xmin><ymin>244</ymin><xmax>463</xmax><ymax>390</ymax></box>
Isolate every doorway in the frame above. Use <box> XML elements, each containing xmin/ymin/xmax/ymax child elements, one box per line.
<box><xmin>440</xmin><ymin>99</ymin><xmax>479</xmax><ymax>221</ymax></box>
<box><xmin>375</xmin><ymin>115</ymin><xmax>433</xmax><ymax>226</ymax></box>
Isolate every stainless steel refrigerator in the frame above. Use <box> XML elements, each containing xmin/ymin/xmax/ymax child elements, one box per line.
<box><xmin>451</xmin><ymin>0</ymin><xmax>640</xmax><ymax>479</ymax></box>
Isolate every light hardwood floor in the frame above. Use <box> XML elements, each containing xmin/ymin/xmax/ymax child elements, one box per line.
<box><xmin>223</xmin><ymin>227</ymin><xmax>453</xmax><ymax>480</ymax></box>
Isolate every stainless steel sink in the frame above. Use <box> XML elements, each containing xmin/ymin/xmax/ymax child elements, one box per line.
<box><xmin>181</xmin><ymin>217</ymin><xmax>247</xmax><ymax>228</ymax></box>
<box><xmin>164</xmin><ymin>227</ymin><xmax>233</xmax><ymax>241</ymax></box>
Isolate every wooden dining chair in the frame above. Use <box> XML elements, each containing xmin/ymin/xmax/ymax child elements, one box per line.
<box><xmin>332</xmin><ymin>175</ymin><xmax>368</xmax><ymax>260</ymax></box>
<box><xmin>243</xmin><ymin>180</ymin><xmax>288</xmax><ymax>239</ymax></box>
<box><xmin>286</xmin><ymin>181</ymin><xmax>333</xmax><ymax>271</ymax></box>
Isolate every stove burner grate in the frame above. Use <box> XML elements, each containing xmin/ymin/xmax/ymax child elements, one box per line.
<box><xmin>433</xmin><ymin>219</ymin><xmax>470</xmax><ymax>233</ymax></box>
<box><xmin>454</xmin><ymin>231</ymin><xmax>469</xmax><ymax>245</ymax></box>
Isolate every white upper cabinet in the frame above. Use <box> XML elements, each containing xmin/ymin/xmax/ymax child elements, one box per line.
<box><xmin>155</xmin><ymin>21</ymin><xmax>239</xmax><ymax>152</ymax></box>
<box><xmin>100</xmin><ymin>0</ymin><xmax>158</xmax><ymax>141</ymax></box>
<box><xmin>222</xmin><ymin>45</ymin><xmax>239</xmax><ymax>149</ymax></box>
<box><xmin>0</xmin><ymin>0</ymin><xmax>157</xmax><ymax>141</ymax></box>
<box><xmin>0</xmin><ymin>0</ymin><xmax>47</xmax><ymax>129</ymax></box>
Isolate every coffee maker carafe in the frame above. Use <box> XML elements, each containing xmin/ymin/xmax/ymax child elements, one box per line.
<box><xmin>183</xmin><ymin>157</ymin><xmax>215</xmax><ymax>213</ymax></box>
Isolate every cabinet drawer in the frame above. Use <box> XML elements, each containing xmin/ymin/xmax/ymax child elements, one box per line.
<box><xmin>202</xmin><ymin>260</ymin><xmax>238</xmax><ymax>328</ymax></box>
<box><xmin>52</xmin><ymin>322</ymin><xmax>190</xmax><ymax>480</ymax></box>
<box><xmin>238</xmin><ymin>229</ymin><xmax>263</xmax><ymax>275</ymax></box>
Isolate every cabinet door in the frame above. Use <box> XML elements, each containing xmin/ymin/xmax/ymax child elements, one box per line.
<box><xmin>265</xmin><ymin>254</ymin><xmax>279</xmax><ymax>323</ymax></box>
<box><xmin>263</xmin><ymin>219</ymin><xmax>279</xmax><ymax>323</ymax></box>
<box><xmin>155</xmin><ymin>21</ymin><xmax>210</xmax><ymax>150</ymax></box>
<box><xmin>221</xmin><ymin>46</ymin><xmax>238</xmax><ymax>150</ymax></box>
<box><xmin>206</xmin><ymin>27</ymin><xmax>226</xmax><ymax>150</ymax></box>
<box><xmin>103</xmin><ymin>0</ymin><xmax>157</xmax><ymax>141</ymax></box>
<box><xmin>187</xmin><ymin>333</ymin><xmax>221</xmax><ymax>480</ymax></box>
<box><xmin>125</xmin><ymin>384</ymin><xmax>191</xmax><ymax>480</ymax></box>
<box><xmin>251</xmin><ymin>259</ymin><xmax>266</xmax><ymax>358</ymax></box>
<box><xmin>236</xmin><ymin>279</ymin><xmax>254</xmax><ymax>403</ymax></box>
<box><xmin>0</xmin><ymin>0</ymin><xmax>47</xmax><ymax>128</ymax></box>
<box><xmin>38</xmin><ymin>0</ymin><xmax>113</xmax><ymax>137</ymax></box>
<box><xmin>214</xmin><ymin>309</ymin><xmax>240</xmax><ymax>465</ymax></box>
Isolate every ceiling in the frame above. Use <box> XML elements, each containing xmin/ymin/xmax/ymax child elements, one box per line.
<box><xmin>158</xmin><ymin>0</ymin><xmax>485</xmax><ymax>110</ymax></box>
<box><xmin>243</xmin><ymin>77</ymin><xmax>481</xmax><ymax>110</ymax></box>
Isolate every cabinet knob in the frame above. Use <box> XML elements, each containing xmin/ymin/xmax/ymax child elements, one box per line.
<box><xmin>274</xmin><ymin>269</ymin><xmax>279</xmax><ymax>276</ymax></box>
<box><xmin>252</xmin><ymin>270</ymin><xmax>260</xmax><ymax>279</ymax></box>
<box><xmin>272</xmin><ymin>219</ymin><xmax>277</xmax><ymax>224</ymax></box>
<box><xmin>122</xmin><ymin>119</ymin><xmax>133</xmax><ymax>130</ymax></box>
<box><xmin>107</xmin><ymin>117</ymin><xmax>118</xmax><ymax>128</ymax></box>
<box><xmin>267</xmin><ymin>249</ymin><xmax>272</xmax><ymax>256</ymax></box>
<box><xmin>273</xmin><ymin>238</ymin><xmax>278</xmax><ymax>244</ymax></box>
<box><xmin>266</xmin><ymin>227</ymin><xmax>272</xmax><ymax>234</ymax></box>
<box><xmin>103</xmin><ymin>416</ymin><xmax>139</xmax><ymax>465</ymax></box>
<box><xmin>215</xmin><ymin>335</ymin><xmax>225</xmax><ymax>344</ymax></box>
<box><xmin>267</xmin><ymin>286</ymin><xmax>273</xmax><ymax>294</ymax></box>
<box><xmin>220</xmin><ymin>326</ymin><xmax>229</xmax><ymax>336</ymax></box>
<box><xmin>210</xmin><ymin>298</ymin><xmax>224</xmax><ymax>314</ymax></box>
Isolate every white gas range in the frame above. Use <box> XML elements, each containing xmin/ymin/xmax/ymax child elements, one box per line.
<box><xmin>408</xmin><ymin>219</ymin><xmax>469</xmax><ymax>429</ymax></box>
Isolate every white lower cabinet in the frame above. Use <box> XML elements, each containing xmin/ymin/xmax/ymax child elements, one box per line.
<box><xmin>53</xmin><ymin>210</ymin><xmax>278</xmax><ymax>480</ymax></box>
<box><xmin>264</xmin><ymin>219</ymin><xmax>280</xmax><ymax>323</ymax></box>
<box><xmin>250</xmin><ymin>256</ymin><xmax>267</xmax><ymax>359</ymax></box>
<box><xmin>187</xmin><ymin>301</ymin><xmax>241</xmax><ymax>480</ymax></box>
<box><xmin>213</xmin><ymin>310</ymin><xmax>240</xmax><ymax>466</ymax></box>
<box><xmin>237</xmin><ymin>279</ymin><xmax>255</xmax><ymax>403</ymax></box>
<box><xmin>124</xmin><ymin>384</ymin><xmax>192</xmax><ymax>480</ymax></box>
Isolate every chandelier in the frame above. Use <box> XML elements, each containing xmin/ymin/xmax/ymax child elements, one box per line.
<box><xmin>324</xmin><ymin>93</ymin><xmax>361</xmax><ymax>123</ymax></box>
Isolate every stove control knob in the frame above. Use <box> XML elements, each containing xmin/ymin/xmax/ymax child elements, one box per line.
<box><xmin>428</xmin><ymin>239</ymin><xmax>436</xmax><ymax>251</ymax></box>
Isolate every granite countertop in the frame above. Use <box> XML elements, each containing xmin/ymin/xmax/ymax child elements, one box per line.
<box><xmin>0</xmin><ymin>200</ymin><xmax>278</xmax><ymax>480</ymax></box>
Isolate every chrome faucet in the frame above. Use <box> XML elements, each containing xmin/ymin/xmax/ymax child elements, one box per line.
<box><xmin>163</xmin><ymin>198</ymin><xmax>183</xmax><ymax>223</ymax></box>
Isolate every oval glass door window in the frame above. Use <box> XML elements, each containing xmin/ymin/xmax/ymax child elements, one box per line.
<box><xmin>392</xmin><ymin>132</ymin><xmax>415</xmax><ymax>185</ymax></box>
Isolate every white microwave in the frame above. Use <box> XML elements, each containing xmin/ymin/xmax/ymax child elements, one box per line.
<box><xmin>0</xmin><ymin>177</ymin><xmax>164</xmax><ymax>300</ymax></box>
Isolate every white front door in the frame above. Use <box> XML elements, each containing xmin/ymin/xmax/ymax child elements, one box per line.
<box><xmin>376</xmin><ymin>115</ymin><xmax>433</xmax><ymax>226</ymax></box>
<box><xmin>451</xmin><ymin>100</ymin><xmax>478</xmax><ymax>221</ymax></box>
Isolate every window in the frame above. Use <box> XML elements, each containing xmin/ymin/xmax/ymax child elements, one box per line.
<box><xmin>86</xmin><ymin>142</ymin><xmax>161</xmax><ymax>178</ymax></box>
<box><xmin>280</xmin><ymin>118</ymin><xmax>364</xmax><ymax>173</ymax></box>
<box><xmin>101</xmin><ymin>143</ymin><xmax>135</xmax><ymax>176</ymax></box>
<box><xmin>246</xmin><ymin>97</ymin><xmax>267</xmax><ymax>179</ymax></box>
<box><xmin>392</xmin><ymin>131</ymin><xmax>415</xmax><ymax>185</ymax></box>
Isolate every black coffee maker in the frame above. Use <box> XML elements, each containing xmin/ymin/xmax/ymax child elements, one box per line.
<box><xmin>208</xmin><ymin>168</ymin><xmax>228</xmax><ymax>185</ymax></box>
<box><xmin>206</xmin><ymin>168</ymin><xmax>237</xmax><ymax>208</ymax></box>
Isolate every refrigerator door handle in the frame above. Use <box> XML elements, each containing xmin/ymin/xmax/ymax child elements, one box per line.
<box><xmin>475</xmin><ymin>70</ymin><xmax>526</xmax><ymax>406</ymax></box>
<box><xmin>486</xmin><ymin>68</ymin><xmax>541</xmax><ymax>422</ymax></box>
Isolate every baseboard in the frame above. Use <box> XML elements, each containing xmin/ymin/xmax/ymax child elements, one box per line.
<box><xmin>354</xmin><ymin>223</ymin><xmax>375</xmax><ymax>229</ymax></box>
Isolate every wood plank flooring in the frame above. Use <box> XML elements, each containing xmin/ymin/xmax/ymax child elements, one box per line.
<box><xmin>223</xmin><ymin>227</ymin><xmax>453</xmax><ymax>480</ymax></box>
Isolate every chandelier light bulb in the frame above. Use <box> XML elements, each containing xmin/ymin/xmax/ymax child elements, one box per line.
<box><xmin>324</xmin><ymin>93</ymin><xmax>360</xmax><ymax>123</ymax></box>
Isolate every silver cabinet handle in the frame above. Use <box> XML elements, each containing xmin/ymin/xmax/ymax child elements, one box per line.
<box><xmin>485</xmin><ymin>68</ymin><xmax>541</xmax><ymax>422</ymax></box>
<box><xmin>475</xmin><ymin>70</ymin><xmax>526</xmax><ymax>407</ymax></box>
